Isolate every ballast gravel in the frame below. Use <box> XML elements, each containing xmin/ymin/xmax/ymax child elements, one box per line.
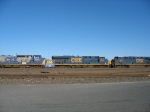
<box><xmin>0</xmin><ymin>77</ymin><xmax>150</xmax><ymax>85</ymax></box>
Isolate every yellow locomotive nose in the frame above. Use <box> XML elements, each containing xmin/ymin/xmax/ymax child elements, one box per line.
<box><xmin>108</xmin><ymin>60</ymin><xmax>111</xmax><ymax>67</ymax></box>
<box><xmin>47</xmin><ymin>60</ymin><xmax>53</xmax><ymax>64</ymax></box>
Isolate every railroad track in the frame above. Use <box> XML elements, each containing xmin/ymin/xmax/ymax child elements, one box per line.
<box><xmin>0</xmin><ymin>68</ymin><xmax>150</xmax><ymax>79</ymax></box>
<box><xmin>0</xmin><ymin>73</ymin><xmax>149</xmax><ymax>79</ymax></box>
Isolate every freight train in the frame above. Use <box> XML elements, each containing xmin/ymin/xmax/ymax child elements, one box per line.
<box><xmin>0</xmin><ymin>55</ymin><xmax>150</xmax><ymax>68</ymax></box>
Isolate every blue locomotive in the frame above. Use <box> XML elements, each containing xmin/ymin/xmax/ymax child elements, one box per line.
<box><xmin>52</xmin><ymin>55</ymin><xmax>109</xmax><ymax>67</ymax></box>
<box><xmin>0</xmin><ymin>55</ymin><xmax>46</xmax><ymax>68</ymax></box>
<box><xmin>111</xmin><ymin>56</ymin><xmax>150</xmax><ymax>68</ymax></box>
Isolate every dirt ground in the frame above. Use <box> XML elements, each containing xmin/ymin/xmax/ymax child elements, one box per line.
<box><xmin>0</xmin><ymin>68</ymin><xmax>150</xmax><ymax>84</ymax></box>
<box><xmin>0</xmin><ymin>68</ymin><xmax>150</xmax><ymax>78</ymax></box>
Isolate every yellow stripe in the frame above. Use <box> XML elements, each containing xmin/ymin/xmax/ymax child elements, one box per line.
<box><xmin>42</xmin><ymin>59</ymin><xmax>46</xmax><ymax>65</ymax></box>
<box><xmin>115</xmin><ymin>64</ymin><xmax>149</xmax><ymax>66</ymax></box>
<box><xmin>55</xmin><ymin>64</ymin><xmax>109</xmax><ymax>66</ymax></box>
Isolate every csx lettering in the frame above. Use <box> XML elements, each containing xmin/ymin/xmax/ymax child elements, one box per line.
<box><xmin>136</xmin><ymin>59</ymin><xmax>143</xmax><ymax>63</ymax></box>
<box><xmin>71</xmin><ymin>58</ymin><xmax>82</xmax><ymax>62</ymax></box>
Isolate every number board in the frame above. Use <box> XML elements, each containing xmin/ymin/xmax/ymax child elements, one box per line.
<box><xmin>71</xmin><ymin>58</ymin><xmax>82</xmax><ymax>62</ymax></box>
<box><xmin>136</xmin><ymin>59</ymin><xmax>144</xmax><ymax>63</ymax></box>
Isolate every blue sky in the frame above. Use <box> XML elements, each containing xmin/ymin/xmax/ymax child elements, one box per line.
<box><xmin>0</xmin><ymin>0</ymin><xmax>150</xmax><ymax>60</ymax></box>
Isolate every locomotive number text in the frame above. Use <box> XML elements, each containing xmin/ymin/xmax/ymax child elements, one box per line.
<box><xmin>71</xmin><ymin>58</ymin><xmax>82</xmax><ymax>62</ymax></box>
